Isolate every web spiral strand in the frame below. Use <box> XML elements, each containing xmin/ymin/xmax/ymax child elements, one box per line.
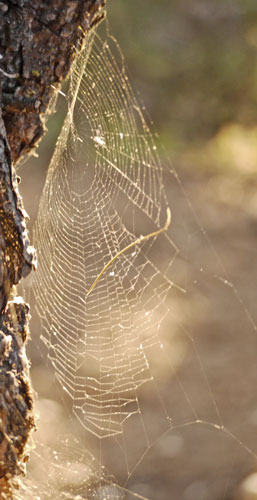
<box><xmin>32</xmin><ymin>23</ymin><xmax>174</xmax><ymax>438</ymax></box>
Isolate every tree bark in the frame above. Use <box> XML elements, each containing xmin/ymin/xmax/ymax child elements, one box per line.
<box><xmin>0</xmin><ymin>0</ymin><xmax>106</xmax><ymax>496</ymax></box>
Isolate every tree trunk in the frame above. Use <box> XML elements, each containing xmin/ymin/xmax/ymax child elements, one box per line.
<box><xmin>0</xmin><ymin>1</ymin><xmax>106</xmax><ymax>496</ymax></box>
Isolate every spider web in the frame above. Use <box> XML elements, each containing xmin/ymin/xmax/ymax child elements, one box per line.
<box><xmin>32</xmin><ymin>23</ymin><xmax>175</xmax><ymax>439</ymax></box>
<box><xmin>20</xmin><ymin>9</ymin><xmax>257</xmax><ymax>500</ymax></box>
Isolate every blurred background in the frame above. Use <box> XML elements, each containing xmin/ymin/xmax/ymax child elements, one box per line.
<box><xmin>18</xmin><ymin>1</ymin><xmax>257</xmax><ymax>499</ymax></box>
<box><xmin>21</xmin><ymin>0</ymin><xmax>257</xmax><ymax>223</ymax></box>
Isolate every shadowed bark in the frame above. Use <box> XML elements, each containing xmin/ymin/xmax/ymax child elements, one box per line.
<box><xmin>1</xmin><ymin>0</ymin><xmax>105</xmax><ymax>164</ymax></box>
<box><xmin>0</xmin><ymin>0</ymin><xmax>106</xmax><ymax>495</ymax></box>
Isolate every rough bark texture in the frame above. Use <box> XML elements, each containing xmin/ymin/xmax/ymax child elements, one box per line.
<box><xmin>0</xmin><ymin>298</ymin><xmax>34</xmax><ymax>497</ymax></box>
<box><xmin>0</xmin><ymin>0</ymin><xmax>106</xmax><ymax>496</ymax></box>
<box><xmin>0</xmin><ymin>0</ymin><xmax>106</xmax><ymax>164</ymax></box>
<box><xmin>0</xmin><ymin>111</ymin><xmax>36</xmax><ymax>312</ymax></box>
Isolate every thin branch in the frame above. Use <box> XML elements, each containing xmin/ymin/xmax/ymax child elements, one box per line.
<box><xmin>87</xmin><ymin>208</ymin><xmax>171</xmax><ymax>296</ymax></box>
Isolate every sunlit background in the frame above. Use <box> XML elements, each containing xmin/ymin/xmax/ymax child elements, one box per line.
<box><xmin>18</xmin><ymin>1</ymin><xmax>257</xmax><ymax>499</ymax></box>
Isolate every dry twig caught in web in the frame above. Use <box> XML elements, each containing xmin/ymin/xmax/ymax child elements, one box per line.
<box><xmin>87</xmin><ymin>207</ymin><xmax>171</xmax><ymax>296</ymax></box>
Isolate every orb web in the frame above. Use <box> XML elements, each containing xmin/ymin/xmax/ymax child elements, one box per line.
<box><xmin>19</xmin><ymin>5</ymin><xmax>257</xmax><ymax>499</ymax></box>
<box><xmin>32</xmin><ymin>24</ymin><xmax>176</xmax><ymax>439</ymax></box>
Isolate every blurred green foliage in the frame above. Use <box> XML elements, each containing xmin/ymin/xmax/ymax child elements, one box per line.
<box><xmin>24</xmin><ymin>1</ymin><xmax>257</xmax><ymax>179</ymax></box>
<box><xmin>108</xmin><ymin>0</ymin><xmax>257</xmax><ymax>171</ymax></box>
